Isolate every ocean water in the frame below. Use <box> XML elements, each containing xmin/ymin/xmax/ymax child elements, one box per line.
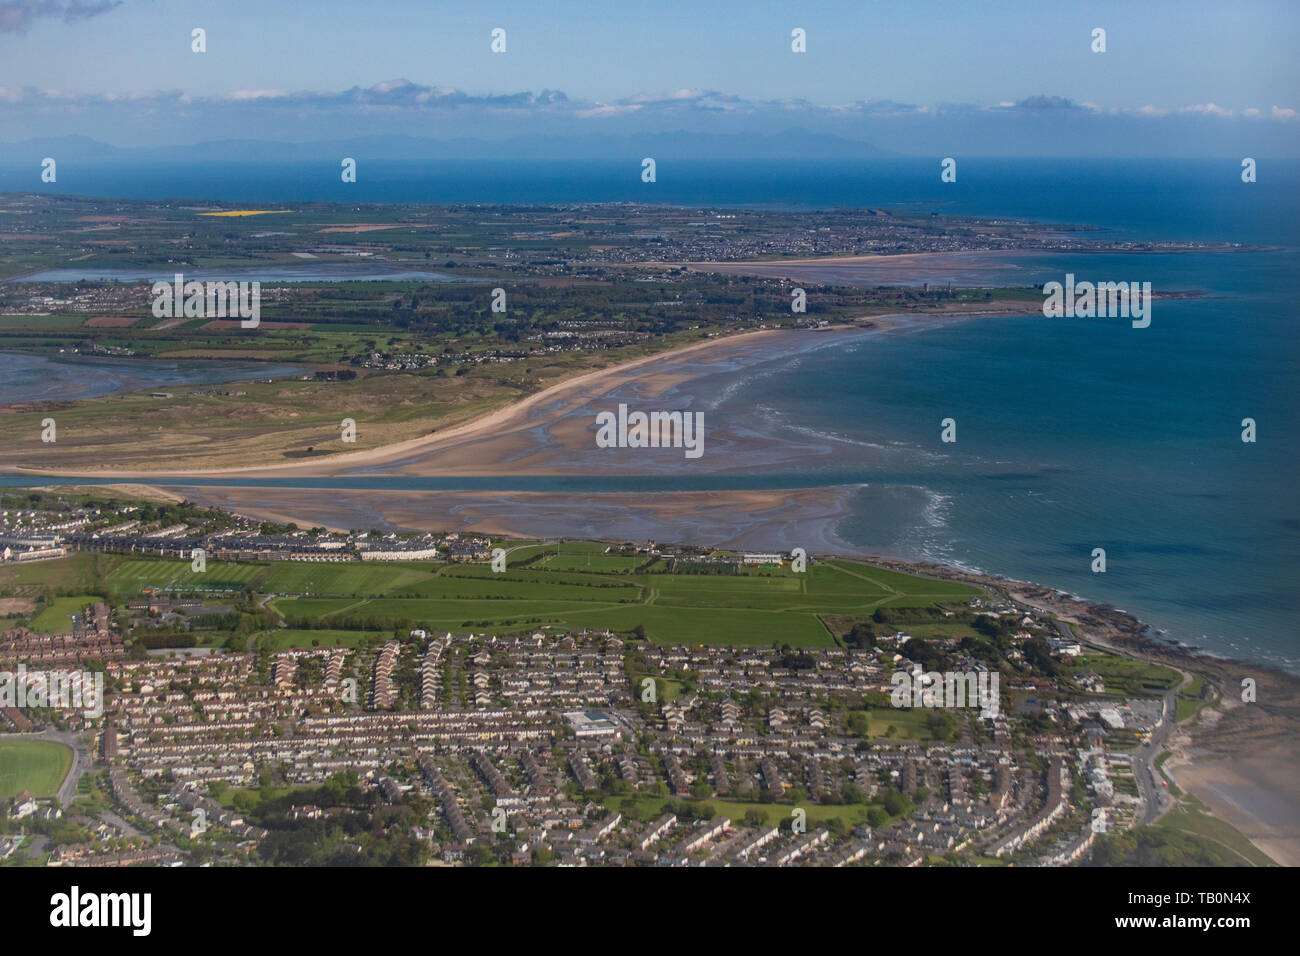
<box><xmin>680</xmin><ymin>250</ymin><xmax>1300</xmax><ymax>673</ymax></box>
<box><xmin>2</xmin><ymin>157</ymin><xmax>1297</xmax><ymax>671</ymax></box>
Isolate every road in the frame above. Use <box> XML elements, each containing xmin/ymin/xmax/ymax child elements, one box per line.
<box><xmin>1053</xmin><ymin>619</ymin><xmax>1184</xmax><ymax>826</ymax></box>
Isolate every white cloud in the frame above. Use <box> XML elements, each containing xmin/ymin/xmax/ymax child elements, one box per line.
<box><xmin>576</xmin><ymin>104</ymin><xmax>642</xmax><ymax>119</ymax></box>
<box><xmin>623</xmin><ymin>88</ymin><xmax>708</xmax><ymax>104</ymax></box>
<box><xmin>1179</xmin><ymin>102</ymin><xmax>1233</xmax><ymax>117</ymax></box>
<box><xmin>228</xmin><ymin>90</ymin><xmax>289</xmax><ymax>101</ymax></box>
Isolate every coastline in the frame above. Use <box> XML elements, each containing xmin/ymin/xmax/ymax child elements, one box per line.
<box><xmin>8</xmin><ymin>308</ymin><xmax>1031</xmax><ymax>480</ymax></box>
<box><xmin>85</xmin><ymin>477</ymin><xmax>1300</xmax><ymax>865</ymax></box>
<box><xmin>9</xmin><ymin>325</ymin><xmax>794</xmax><ymax>479</ymax></box>
<box><xmin>868</xmin><ymin>555</ymin><xmax>1300</xmax><ymax>867</ymax></box>
<box><xmin>6</xmin><ymin>303</ymin><xmax>1297</xmax><ymax>864</ymax></box>
<box><xmin>31</xmin><ymin>473</ymin><xmax>1300</xmax><ymax>867</ymax></box>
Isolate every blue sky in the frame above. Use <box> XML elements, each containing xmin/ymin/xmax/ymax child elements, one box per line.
<box><xmin>2</xmin><ymin>0</ymin><xmax>1298</xmax><ymax>154</ymax></box>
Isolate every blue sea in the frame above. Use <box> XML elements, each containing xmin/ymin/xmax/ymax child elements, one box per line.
<box><xmin>688</xmin><ymin>249</ymin><xmax>1300</xmax><ymax>673</ymax></box>
<box><xmin>2</xmin><ymin>157</ymin><xmax>1297</xmax><ymax>672</ymax></box>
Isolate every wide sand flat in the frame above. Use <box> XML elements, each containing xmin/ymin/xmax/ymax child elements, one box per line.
<box><xmin>17</xmin><ymin>311</ymin><xmax>1029</xmax><ymax>482</ymax></box>
<box><xmin>149</xmin><ymin>484</ymin><xmax>862</xmax><ymax>553</ymax></box>
<box><xmin>1168</xmin><ymin>744</ymin><xmax>1300</xmax><ymax>866</ymax></box>
<box><xmin>17</xmin><ymin>327</ymin><xmax>793</xmax><ymax>480</ymax></box>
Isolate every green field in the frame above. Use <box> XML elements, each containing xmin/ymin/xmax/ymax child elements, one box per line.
<box><xmin>0</xmin><ymin>739</ymin><xmax>73</xmax><ymax>798</ymax></box>
<box><xmin>255</xmin><ymin>561</ymin><xmax>437</xmax><ymax>595</ymax></box>
<box><xmin>9</xmin><ymin>551</ymin><xmax>980</xmax><ymax>647</ymax></box>
<box><xmin>28</xmin><ymin>595</ymin><xmax>102</xmax><ymax>633</ymax></box>
<box><xmin>105</xmin><ymin>558</ymin><xmax>263</xmax><ymax>594</ymax></box>
<box><xmin>1175</xmin><ymin>674</ymin><xmax>1210</xmax><ymax>722</ymax></box>
<box><xmin>612</xmin><ymin>794</ymin><xmax>872</xmax><ymax>830</ymax></box>
<box><xmin>268</xmin><ymin>557</ymin><xmax>979</xmax><ymax>646</ymax></box>
<box><xmin>858</xmin><ymin>707</ymin><xmax>942</xmax><ymax>741</ymax></box>
<box><xmin>1064</xmin><ymin>655</ymin><xmax>1182</xmax><ymax>696</ymax></box>
<box><xmin>1154</xmin><ymin>801</ymin><xmax>1277</xmax><ymax>867</ymax></box>
<box><xmin>1</xmin><ymin>551</ymin><xmax>101</xmax><ymax>592</ymax></box>
<box><xmin>526</xmin><ymin>549</ymin><xmax>647</xmax><ymax>573</ymax></box>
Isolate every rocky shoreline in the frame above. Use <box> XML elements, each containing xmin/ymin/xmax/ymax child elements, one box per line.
<box><xmin>870</xmin><ymin>552</ymin><xmax>1300</xmax><ymax>864</ymax></box>
<box><xmin>875</xmin><ymin>552</ymin><xmax>1300</xmax><ymax>724</ymax></box>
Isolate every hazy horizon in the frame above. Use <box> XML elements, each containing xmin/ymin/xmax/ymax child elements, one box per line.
<box><xmin>2</xmin><ymin>0</ymin><xmax>1298</xmax><ymax>157</ymax></box>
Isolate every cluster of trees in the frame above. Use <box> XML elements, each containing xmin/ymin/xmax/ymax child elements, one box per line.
<box><xmin>132</xmin><ymin>632</ymin><xmax>197</xmax><ymax>650</ymax></box>
<box><xmin>774</xmin><ymin>644</ymin><xmax>818</xmax><ymax>671</ymax></box>
<box><xmin>898</xmin><ymin>638</ymin><xmax>952</xmax><ymax>672</ymax></box>
<box><xmin>844</xmin><ymin>622</ymin><xmax>876</xmax><ymax>648</ymax></box>
<box><xmin>668</xmin><ymin>561</ymin><xmax>742</xmax><ymax>576</ymax></box>
<box><xmin>0</xmin><ymin>493</ymin><xmax>229</xmax><ymax>532</ymax></box>
<box><xmin>1021</xmin><ymin>636</ymin><xmax>1061</xmax><ymax>678</ymax></box>
<box><xmin>280</xmin><ymin>614</ymin><xmax>412</xmax><ymax>632</ymax></box>
<box><xmin>872</xmin><ymin>605</ymin><xmax>953</xmax><ymax>626</ymax></box>
<box><xmin>972</xmin><ymin>613</ymin><xmax>1016</xmax><ymax>640</ymax></box>
<box><xmin>258</xmin><ymin>521</ymin><xmax>299</xmax><ymax>535</ymax></box>
<box><xmin>258</xmin><ymin>807</ymin><xmax>426</xmax><ymax>866</ymax></box>
<box><xmin>188</xmin><ymin>611</ymin><xmax>242</xmax><ymax>630</ymax></box>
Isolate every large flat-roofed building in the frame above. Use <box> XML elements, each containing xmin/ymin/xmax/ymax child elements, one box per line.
<box><xmin>563</xmin><ymin>710</ymin><xmax>623</xmax><ymax>739</ymax></box>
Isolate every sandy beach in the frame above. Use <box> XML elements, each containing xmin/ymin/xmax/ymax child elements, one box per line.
<box><xmin>34</xmin><ymin>482</ymin><xmax>188</xmax><ymax>504</ymax></box>
<box><xmin>15</xmin><ymin>326</ymin><xmax>795</xmax><ymax>479</ymax></box>
<box><xmin>10</xmin><ymin>300</ymin><xmax>1297</xmax><ymax>866</ymax></box>
<box><xmin>1162</xmin><ymin>681</ymin><xmax>1300</xmax><ymax>867</ymax></box>
<box><xmin>1167</xmin><ymin>744</ymin><xmax>1300</xmax><ymax>867</ymax></box>
<box><xmin>15</xmin><ymin>308</ymin><xmax>1034</xmax><ymax>482</ymax></box>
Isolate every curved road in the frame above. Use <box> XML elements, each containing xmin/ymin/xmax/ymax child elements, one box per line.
<box><xmin>9</xmin><ymin>728</ymin><xmax>91</xmax><ymax>806</ymax></box>
<box><xmin>1053</xmin><ymin>619</ymin><xmax>1183</xmax><ymax>826</ymax></box>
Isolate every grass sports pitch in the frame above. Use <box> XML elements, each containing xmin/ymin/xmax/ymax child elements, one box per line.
<box><xmin>9</xmin><ymin>548</ymin><xmax>980</xmax><ymax>648</ymax></box>
<box><xmin>0</xmin><ymin>739</ymin><xmax>73</xmax><ymax>798</ymax></box>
